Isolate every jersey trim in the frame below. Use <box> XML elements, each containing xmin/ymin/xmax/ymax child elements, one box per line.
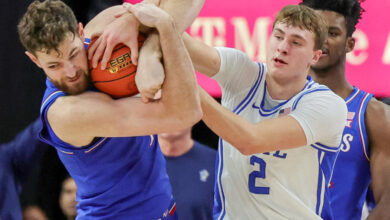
<box><xmin>254</xmin><ymin>78</ymin><xmax>314</xmax><ymax>117</ymax></box>
<box><xmin>316</xmin><ymin>151</ymin><xmax>326</xmax><ymax>215</ymax></box>
<box><xmin>292</xmin><ymin>87</ymin><xmax>330</xmax><ymax>111</ymax></box>
<box><xmin>233</xmin><ymin>63</ymin><xmax>264</xmax><ymax>114</ymax></box>
<box><xmin>84</xmin><ymin>138</ymin><xmax>108</xmax><ymax>153</ymax></box>
<box><xmin>40</xmin><ymin>90</ymin><xmax>64</xmax><ymax>113</ymax></box>
<box><xmin>358</xmin><ymin>92</ymin><xmax>373</xmax><ymax>161</ymax></box>
<box><xmin>311</xmin><ymin>142</ymin><xmax>340</xmax><ymax>153</ymax></box>
<box><xmin>215</xmin><ymin>139</ymin><xmax>226</xmax><ymax>220</ymax></box>
<box><xmin>345</xmin><ymin>87</ymin><xmax>360</xmax><ymax>104</ymax></box>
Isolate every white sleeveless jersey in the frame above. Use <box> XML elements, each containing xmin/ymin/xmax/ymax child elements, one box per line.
<box><xmin>212</xmin><ymin>47</ymin><xmax>347</xmax><ymax>220</ymax></box>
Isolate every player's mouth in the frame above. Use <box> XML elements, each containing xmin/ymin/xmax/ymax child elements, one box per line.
<box><xmin>321</xmin><ymin>48</ymin><xmax>329</xmax><ymax>57</ymax></box>
<box><xmin>273</xmin><ymin>57</ymin><xmax>288</xmax><ymax>66</ymax></box>
<box><xmin>68</xmin><ymin>73</ymin><xmax>81</xmax><ymax>83</ymax></box>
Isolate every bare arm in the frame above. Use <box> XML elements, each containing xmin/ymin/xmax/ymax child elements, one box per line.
<box><xmin>159</xmin><ymin>0</ymin><xmax>204</xmax><ymax>33</ymax></box>
<box><xmin>86</xmin><ymin>0</ymin><xmax>204</xmax><ymax>101</ymax></box>
<box><xmin>199</xmin><ymin>88</ymin><xmax>306</xmax><ymax>155</ymax></box>
<box><xmin>183</xmin><ymin>33</ymin><xmax>221</xmax><ymax>77</ymax></box>
<box><xmin>48</xmin><ymin>6</ymin><xmax>201</xmax><ymax>147</ymax></box>
<box><xmin>366</xmin><ymin>99</ymin><xmax>390</xmax><ymax>220</ymax></box>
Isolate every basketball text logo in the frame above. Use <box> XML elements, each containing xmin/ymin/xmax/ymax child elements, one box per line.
<box><xmin>108</xmin><ymin>52</ymin><xmax>131</xmax><ymax>74</ymax></box>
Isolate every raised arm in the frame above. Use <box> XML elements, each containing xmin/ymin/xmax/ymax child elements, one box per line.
<box><xmin>48</xmin><ymin>3</ymin><xmax>201</xmax><ymax>147</ymax></box>
<box><xmin>87</xmin><ymin>0</ymin><xmax>204</xmax><ymax>101</ymax></box>
<box><xmin>182</xmin><ymin>33</ymin><xmax>221</xmax><ymax>77</ymax></box>
<box><xmin>366</xmin><ymin>99</ymin><xmax>390</xmax><ymax>220</ymax></box>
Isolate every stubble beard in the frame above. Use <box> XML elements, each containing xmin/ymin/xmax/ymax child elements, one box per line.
<box><xmin>50</xmin><ymin>70</ymin><xmax>91</xmax><ymax>95</ymax></box>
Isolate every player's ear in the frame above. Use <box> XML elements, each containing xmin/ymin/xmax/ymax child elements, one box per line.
<box><xmin>346</xmin><ymin>36</ymin><xmax>355</xmax><ymax>53</ymax></box>
<box><xmin>78</xmin><ymin>22</ymin><xmax>84</xmax><ymax>38</ymax></box>
<box><xmin>25</xmin><ymin>51</ymin><xmax>42</xmax><ymax>68</ymax></box>
<box><xmin>311</xmin><ymin>49</ymin><xmax>322</xmax><ymax>64</ymax></box>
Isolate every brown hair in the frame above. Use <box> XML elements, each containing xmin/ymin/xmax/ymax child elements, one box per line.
<box><xmin>17</xmin><ymin>0</ymin><xmax>78</xmax><ymax>55</ymax></box>
<box><xmin>273</xmin><ymin>5</ymin><xmax>327</xmax><ymax>50</ymax></box>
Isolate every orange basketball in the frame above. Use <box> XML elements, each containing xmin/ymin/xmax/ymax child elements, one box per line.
<box><xmin>90</xmin><ymin>35</ymin><xmax>145</xmax><ymax>98</ymax></box>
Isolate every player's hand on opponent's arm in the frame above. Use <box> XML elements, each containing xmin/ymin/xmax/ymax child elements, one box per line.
<box><xmin>136</xmin><ymin>33</ymin><xmax>164</xmax><ymax>102</ymax></box>
<box><xmin>122</xmin><ymin>2</ymin><xmax>173</xmax><ymax>30</ymax></box>
<box><xmin>88</xmin><ymin>10</ymin><xmax>140</xmax><ymax>70</ymax></box>
<box><xmin>122</xmin><ymin>2</ymin><xmax>174</xmax><ymax>102</ymax></box>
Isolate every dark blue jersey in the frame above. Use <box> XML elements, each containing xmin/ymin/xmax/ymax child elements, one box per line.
<box><xmin>39</xmin><ymin>79</ymin><xmax>173</xmax><ymax>219</ymax></box>
<box><xmin>0</xmin><ymin>119</ymin><xmax>48</xmax><ymax>220</ymax></box>
<box><xmin>164</xmin><ymin>141</ymin><xmax>216</xmax><ymax>220</ymax></box>
<box><xmin>329</xmin><ymin>87</ymin><xmax>373</xmax><ymax>220</ymax></box>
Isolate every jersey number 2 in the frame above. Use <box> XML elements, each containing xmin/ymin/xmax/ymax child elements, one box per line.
<box><xmin>248</xmin><ymin>156</ymin><xmax>270</xmax><ymax>194</ymax></box>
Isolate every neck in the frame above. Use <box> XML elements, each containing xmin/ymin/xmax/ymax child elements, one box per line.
<box><xmin>159</xmin><ymin>134</ymin><xmax>194</xmax><ymax>157</ymax></box>
<box><xmin>310</xmin><ymin>58</ymin><xmax>353</xmax><ymax>100</ymax></box>
<box><xmin>266</xmin><ymin>73</ymin><xmax>307</xmax><ymax>100</ymax></box>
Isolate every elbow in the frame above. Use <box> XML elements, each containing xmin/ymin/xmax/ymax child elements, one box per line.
<box><xmin>181</xmin><ymin>105</ymin><xmax>203</xmax><ymax>128</ymax></box>
<box><xmin>237</xmin><ymin>144</ymin><xmax>255</xmax><ymax>156</ymax></box>
<box><xmin>179</xmin><ymin>92</ymin><xmax>203</xmax><ymax>127</ymax></box>
<box><xmin>236</xmin><ymin>135</ymin><xmax>265</xmax><ymax>156</ymax></box>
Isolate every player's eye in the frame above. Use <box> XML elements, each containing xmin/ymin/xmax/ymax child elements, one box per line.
<box><xmin>292</xmin><ymin>41</ymin><xmax>301</xmax><ymax>46</ymax></box>
<box><xmin>48</xmin><ymin>64</ymin><xmax>58</xmax><ymax>69</ymax></box>
<box><xmin>70</xmin><ymin>51</ymin><xmax>79</xmax><ymax>59</ymax></box>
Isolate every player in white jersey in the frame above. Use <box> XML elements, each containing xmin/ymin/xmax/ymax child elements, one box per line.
<box><xmin>183</xmin><ymin>5</ymin><xmax>347</xmax><ymax>219</ymax></box>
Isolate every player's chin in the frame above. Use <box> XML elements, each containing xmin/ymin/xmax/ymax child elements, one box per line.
<box><xmin>66</xmin><ymin>80</ymin><xmax>89</xmax><ymax>95</ymax></box>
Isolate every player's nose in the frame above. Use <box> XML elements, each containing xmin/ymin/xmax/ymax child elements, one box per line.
<box><xmin>64</xmin><ymin>61</ymin><xmax>77</xmax><ymax>77</ymax></box>
<box><xmin>277</xmin><ymin>40</ymin><xmax>289</xmax><ymax>54</ymax></box>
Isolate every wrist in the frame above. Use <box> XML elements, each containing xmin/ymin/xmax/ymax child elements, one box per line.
<box><xmin>140</xmin><ymin>33</ymin><xmax>162</xmax><ymax>60</ymax></box>
<box><xmin>122</xmin><ymin>12</ymin><xmax>140</xmax><ymax>29</ymax></box>
<box><xmin>155</xmin><ymin>15</ymin><xmax>175</xmax><ymax>33</ymax></box>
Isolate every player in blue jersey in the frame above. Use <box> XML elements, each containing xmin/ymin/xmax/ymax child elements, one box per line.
<box><xmin>17</xmin><ymin>0</ymin><xmax>203</xmax><ymax>219</ymax></box>
<box><xmin>179</xmin><ymin>5</ymin><xmax>347</xmax><ymax>219</ymax></box>
<box><xmin>158</xmin><ymin>127</ymin><xmax>216</xmax><ymax>220</ymax></box>
<box><xmin>0</xmin><ymin>119</ymin><xmax>48</xmax><ymax>220</ymax></box>
<box><xmin>300</xmin><ymin>0</ymin><xmax>390</xmax><ymax>219</ymax></box>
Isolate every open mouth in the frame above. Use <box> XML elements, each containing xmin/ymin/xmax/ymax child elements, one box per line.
<box><xmin>321</xmin><ymin>49</ymin><xmax>329</xmax><ymax>56</ymax></box>
<box><xmin>274</xmin><ymin>57</ymin><xmax>287</xmax><ymax>65</ymax></box>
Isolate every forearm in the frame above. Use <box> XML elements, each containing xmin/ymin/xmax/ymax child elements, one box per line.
<box><xmin>183</xmin><ymin>33</ymin><xmax>221</xmax><ymax>77</ymax></box>
<box><xmin>200</xmin><ymin>88</ymin><xmax>261</xmax><ymax>155</ymax></box>
<box><xmin>160</xmin><ymin>0</ymin><xmax>204</xmax><ymax>33</ymax></box>
<box><xmin>200</xmin><ymin>88</ymin><xmax>307</xmax><ymax>155</ymax></box>
<box><xmin>157</xmin><ymin>19</ymin><xmax>202</xmax><ymax>127</ymax></box>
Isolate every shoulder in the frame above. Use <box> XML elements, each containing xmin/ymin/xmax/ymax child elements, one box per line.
<box><xmin>366</xmin><ymin>98</ymin><xmax>390</xmax><ymax>142</ymax></box>
<box><xmin>295</xmin><ymin>86</ymin><xmax>346</xmax><ymax>112</ymax></box>
<box><xmin>214</xmin><ymin>47</ymin><xmax>259</xmax><ymax>75</ymax></box>
<box><xmin>49</xmin><ymin>91</ymin><xmax>110</xmax><ymax>117</ymax></box>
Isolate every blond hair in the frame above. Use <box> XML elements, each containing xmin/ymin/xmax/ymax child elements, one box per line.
<box><xmin>273</xmin><ymin>5</ymin><xmax>327</xmax><ymax>50</ymax></box>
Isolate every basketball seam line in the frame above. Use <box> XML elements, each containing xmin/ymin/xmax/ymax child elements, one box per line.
<box><xmin>92</xmin><ymin>72</ymin><xmax>135</xmax><ymax>83</ymax></box>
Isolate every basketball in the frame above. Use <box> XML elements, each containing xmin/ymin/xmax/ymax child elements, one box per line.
<box><xmin>90</xmin><ymin>35</ymin><xmax>145</xmax><ymax>98</ymax></box>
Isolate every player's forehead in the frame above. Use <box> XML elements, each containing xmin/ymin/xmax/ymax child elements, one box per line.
<box><xmin>316</xmin><ymin>10</ymin><xmax>347</xmax><ymax>31</ymax></box>
<box><xmin>36</xmin><ymin>33</ymin><xmax>83</xmax><ymax>60</ymax></box>
<box><xmin>273</xmin><ymin>22</ymin><xmax>314</xmax><ymax>41</ymax></box>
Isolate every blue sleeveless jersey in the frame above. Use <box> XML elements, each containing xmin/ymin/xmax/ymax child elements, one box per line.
<box><xmin>39</xmin><ymin>79</ymin><xmax>174</xmax><ymax>219</ymax></box>
<box><xmin>329</xmin><ymin>87</ymin><xmax>373</xmax><ymax>220</ymax></box>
